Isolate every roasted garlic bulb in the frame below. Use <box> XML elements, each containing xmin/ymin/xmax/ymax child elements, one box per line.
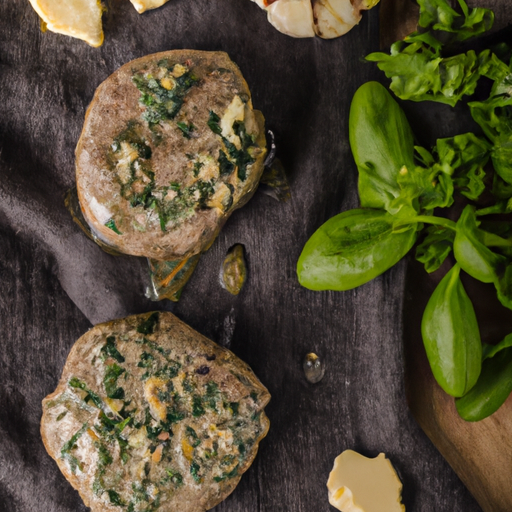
<box><xmin>251</xmin><ymin>0</ymin><xmax>379</xmax><ymax>39</ymax></box>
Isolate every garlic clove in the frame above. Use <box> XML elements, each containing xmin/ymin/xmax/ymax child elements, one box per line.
<box><xmin>266</xmin><ymin>0</ymin><xmax>316</xmax><ymax>38</ymax></box>
<box><xmin>313</xmin><ymin>0</ymin><xmax>362</xmax><ymax>39</ymax></box>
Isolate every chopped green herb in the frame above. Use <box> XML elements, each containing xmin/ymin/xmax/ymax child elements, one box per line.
<box><xmin>105</xmin><ymin>219</ymin><xmax>122</xmax><ymax>235</ymax></box>
<box><xmin>213</xmin><ymin>464</ymin><xmax>239</xmax><ymax>482</ymax></box>
<box><xmin>154</xmin><ymin>362</ymin><xmax>181</xmax><ymax>380</ymax></box>
<box><xmin>190</xmin><ymin>461</ymin><xmax>202</xmax><ymax>483</ymax></box>
<box><xmin>146</xmin><ymin>424</ymin><xmax>163</xmax><ymax>440</ymax></box>
<box><xmin>138</xmin><ymin>351</ymin><xmax>155</xmax><ymax>369</ymax></box>
<box><xmin>101</xmin><ymin>336</ymin><xmax>125</xmax><ymax>363</ymax></box>
<box><xmin>60</xmin><ymin>423</ymin><xmax>87</xmax><ymax>474</ymax></box>
<box><xmin>182</xmin><ymin>377</ymin><xmax>194</xmax><ymax>393</ymax></box>
<box><xmin>166</xmin><ymin>407</ymin><xmax>185</xmax><ymax>424</ymax></box>
<box><xmin>185</xmin><ymin>426</ymin><xmax>201</xmax><ymax>447</ymax></box>
<box><xmin>111</xmin><ymin>122</ymin><xmax>152</xmax><ymax>159</ymax></box>
<box><xmin>61</xmin><ymin>423</ymin><xmax>88</xmax><ymax>456</ymax></box>
<box><xmin>165</xmin><ymin>468</ymin><xmax>184</xmax><ymax>487</ymax></box>
<box><xmin>207</xmin><ymin>111</ymin><xmax>222</xmax><ymax>135</ymax></box>
<box><xmin>204</xmin><ymin>381</ymin><xmax>219</xmax><ymax>411</ymax></box>
<box><xmin>229</xmin><ymin>402</ymin><xmax>239</xmax><ymax>416</ymax></box>
<box><xmin>66</xmin><ymin>454</ymin><xmax>83</xmax><ymax>474</ymax></box>
<box><xmin>132</xmin><ymin>67</ymin><xmax>199</xmax><ymax>127</ymax></box>
<box><xmin>204</xmin><ymin>449</ymin><xmax>218</xmax><ymax>460</ymax></box>
<box><xmin>116</xmin><ymin>416</ymin><xmax>132</xmax><ymax>433</ymax></box>
<box><xmin>206</xmin><ymin>382</ymin><xmax>219</xmax><ymax>395</ymax></box>
<box><xmin>192</xmin><ymin>396</ymin><xmax>205</xmax><ymax>417</ymax></box>
<box><xmin>218</xmin><ymin>150</ymin><xmax>234</xmax><ymax>176</ymax></box>
<box><xmin>56</xmin><ymin>411</ymin><xmax>67</xmax><ymax>421</ymax></box>
<box><xmin>104</xmin><ymin>363</ymin><xmax>125</xmax><ymax>399</ymax></box>
<box><xmin>107</xmin><ymin>489</ymin><xmax>125</xmax><ymax>507</ymax></box>
<box><xmin>137</xmin><ymin>312</ymin><xmax>159</xmax><ymax>335</ymax></box>
<box><xmin>220</xmin><ymin>454</ymin><xmax>236</xmax><ymax>467</ymax></box>
<box><xmin>96</xmin><ymin>443</ymin><xmax>113</xmax><ymax>467</ymax></box>
<box><xmin>208</xmin><ymin>112</ymin><xmax>255</xmax><ymax>181</ymax></box>
<box><xmin>69</xmin><ymin>377</ymin><xmax>103</xmax><ymax>409</ymax></box>
<box><xmin>177</xmin><ymin>121</ymin><xmax>195</xmax><ymax>139</ymax></box>
<box><xmin>157</xmin><ymin>389</ymin><xmax>170</xmax><ymax>402</ymax></box>
<box><xmin>193</xmin><ymin>161</ymin><xmax>204</xmax><ymax>177</ymax></box>
<box><xmin>93</xmin><ymin>477</ymin><xmax>104</xmax><ymax>496</ymax></box>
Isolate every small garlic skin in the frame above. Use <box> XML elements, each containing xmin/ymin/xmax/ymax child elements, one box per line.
<box><xmin>303</xmin><ymin>353</ymin><xmax>325</xmax><ymax>383</ymax></box>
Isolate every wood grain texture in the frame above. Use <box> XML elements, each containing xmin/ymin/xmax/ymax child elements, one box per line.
<box><xmin>2</xmin><ymin>0</ymin><xmax>510</xmax><ymax>511</ymax></box>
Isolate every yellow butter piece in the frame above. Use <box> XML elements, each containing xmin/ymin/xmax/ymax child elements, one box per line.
<box><xmin>327</xmin><ymin>450</ymin><xmax>405</xmax><ymax>512</ymax></box>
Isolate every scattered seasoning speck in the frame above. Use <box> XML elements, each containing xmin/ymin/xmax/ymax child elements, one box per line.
<box><xmin>196</xmin><ymin>366</ymin><xmax>210</xmax><ymax>375</ymax></box>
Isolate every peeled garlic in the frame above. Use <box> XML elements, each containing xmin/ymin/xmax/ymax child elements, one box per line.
<box><xmin>266</xmin><ymin>0</ymin><xmax>316</xmax><ymax>38</ymax></box>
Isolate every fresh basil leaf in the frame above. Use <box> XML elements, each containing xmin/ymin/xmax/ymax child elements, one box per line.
<box><xmin>453</xmin><ymin>205</ymin><xmax>508</xmax><ymax>284</ymax></box>
<box><xmin>297</xmin><ymin>209</ymin><xmax>418</xmax><ymax>291</ymax></box>
<box><xmin>496</xmin><ymin>263</ymin><xmax>512</xmax><ymax>310</ymax></box>
<box><xmin>414</xmin><ymin>146</ymin><xmax>435</xmax><ymax>167</ymax></box>
<box><xmin>349</xmin><ymin>82</ymin><xmax>415</xmax><ymax>210</ymax></box>
<box><xmin>456</xmin><ymin>345</ymin><xmax>512</xmax><ymax>421</ymax></box>
<box><xmin>415</xmin><ymin>225</ymin><xmax>455</xmax><ymax>273</ymax></box>
<box><xmin>421</xmin><ymin>264</ymin><xmax>482</xmax><ymax>397</ymax></box>
<box><xmin>482</xmin><ymin>333</ymin><xmax>512</xmax><ymax>361</ymax></box>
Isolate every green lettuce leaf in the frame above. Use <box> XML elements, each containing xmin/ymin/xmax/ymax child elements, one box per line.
<box><xmin>470</xmin><ymin>95</ymin><xmax>512</xmax><ymax>185</ymax></box>
<box><xmin>433</xmin><ymin>133</ymin><xmax>490</xmax><ymax>200</ymax></box>
<box><xmin>367</xmin><ymin>44</ymin><xmax>490</xmax><ymax>107</ymax></box>
<box><xmin>417</xmin><ymin>0</ymin><xmax>493</xmax><ymax>43</ymax></box>
<box><xmin>415</xmin><ymin>225</ymin><xmax>455</xmax><ymax>273</ymax></box>
<box><xmin>366</xmin><ymin>0</ymin><xmax>495</xmax><ymax>107</ymax></box>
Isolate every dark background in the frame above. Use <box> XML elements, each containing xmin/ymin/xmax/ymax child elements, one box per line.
<box><xmin>1</xmin><ymin>0</ymin><xmax>508</xmax><ymax>510</ymax></box>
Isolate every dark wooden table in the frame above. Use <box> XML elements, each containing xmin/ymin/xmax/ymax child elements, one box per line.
<box><xmin>2</xmin><ymin>1</ymin><xmax>508</xmax><ymax>510</ymax></box>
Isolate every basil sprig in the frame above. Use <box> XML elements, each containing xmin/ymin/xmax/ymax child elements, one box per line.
<box><xmin>298</xmin><ymin>70</ymin><xmax>512</xmax><ymax>420</ymax></box>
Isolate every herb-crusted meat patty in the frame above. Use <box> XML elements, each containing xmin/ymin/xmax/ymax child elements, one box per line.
<box><xmin>76</xmin><ymin>50</ymin><xmax>267</xmax><ymax>260</ymax></box>
<box><xmin>41</xmin><ymin>312</ymin><xmax>270</xmax><ymax>512</ymax></box>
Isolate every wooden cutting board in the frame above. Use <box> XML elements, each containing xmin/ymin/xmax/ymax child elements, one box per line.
<box><xmin>403</xmin><ymin>259</ymin><xmax>512</xmax><ymax>512</ymax></box>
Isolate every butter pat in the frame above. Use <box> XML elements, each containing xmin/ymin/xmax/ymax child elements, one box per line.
<box><xmin>327</xmin><ymin>450</ymin><xmax>405</xmax><ymax>512</ymax></box>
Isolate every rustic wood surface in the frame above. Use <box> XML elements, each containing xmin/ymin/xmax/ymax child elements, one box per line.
<box><xmin>1</xmin><ymin>1</ymin><xmax>510</xmax><ymax>511</ymax></box>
